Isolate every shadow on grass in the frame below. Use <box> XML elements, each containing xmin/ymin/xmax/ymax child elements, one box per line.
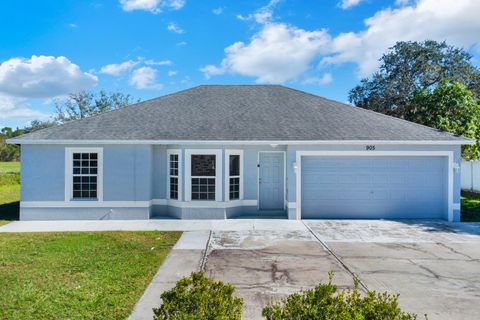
<box><xmin>0</xmin><ymin>201</ymin><xmax>19</xmax><ymax>221</ymax></box>
<box><xmin>461</xmin><ymin>190</ymin><xmax>480</xmax><ymax>222</ymax></box>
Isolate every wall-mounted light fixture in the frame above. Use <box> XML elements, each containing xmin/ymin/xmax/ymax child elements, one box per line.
<box><xmin>293</xmin><ymin>162</ymin><xmax>298</xmax><ymax>173</ymax></box>
<box><xmin>270</xmin><ymin>144</ymin><xmax>278</xmax><ymax>149</ymax></box>
<box><xmin>453</xmin><ymin>162</ymin><xmax>460</xmax><ymax>172</ymax></box>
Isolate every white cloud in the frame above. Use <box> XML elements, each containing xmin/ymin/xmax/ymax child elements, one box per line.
<box><xmin>324</xmin><ymin>0</ymin><xmax>480</xmax><ymax>77</ymax></box>
<box><xmin>167</xmin><ymin>22</ymin><xmax>184</xmax><ymax>34</ymax></box>
<box><xmin>0</xmin><ymin>95</ymin><xmax>50</xmax><ymax>120</ymax></box>
<box><xmin>237</xmin><ymin>0</ymin><xmax>280</xmax><ymax>24</ymax></box>
<box><xmin>203</xmin><ymin>0</ymin><xmax>480</xmax><ymax>83</ymax></box>
<box><xmin>0</xmin><ymin>55</ymin><xmax>97</xmax><ymax>99</ymax></box>
<box><xmin>339</xmin><ymin>0</ymin><xmax>363</xmax><ymax>9</ymax></box>
<box><xmin>212</xmin><ymin>7</ymin><xmax>223</xmax><ymax>15</ymax></box>
<box><xmin>303</xmin><ymin>73</ymin><xmax>333</xmax><ymax>86</ymax></box>
<box><xmin>395</xmin><ymin>0</ymin><xmax>412</xmax><ymax>6</ymax></box>
<box><xmin>119</xmin><ymin>0</ymin><xmax>185</xmax><ymax>13</ymax></box>
<box><xmin>100</xmin><ymin>58</ymin><xmax>171</xmax><ymax>76</ymax></box>
<box><xmin>145</xmin><ymin>59</ymin><xmax>172</xmax><ymax>66</ymax></box>
<box><xmin>168</xmin><ymin>70</ymin><xmax>177</xmax><ymax>76</ymax></box>
<box><xmin>169</xmin><ymin>0</ymin><xmax>185</xmax><ymax>9</ymax></box>
<box><xmin>200</xmin><ymin>23</ymin><xmax>331</xmax><ymax>83</ymax></box>
<box><xmin>129</xmin><ymin>67</ymin><xmax>162</xmax><ymax>89</ymax></box>
<box><xmin>176</xmin><ymin>41</ymin><xmax>187</xmax><ymax>46</ymax></box>
<box><xmin>100</xmin><ymin>60</ymin><xmax>138</xmax><ymax>76</ymax></box>
<box><xmin>68</xmin><ymin>23</ymin><xmax>78</xmax><ymax>28</ymax></box>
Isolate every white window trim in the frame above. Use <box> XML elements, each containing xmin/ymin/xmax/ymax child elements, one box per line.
<box><xmin>166</xmin><ymin>149</ymin><xmax>182</xmax><ymax>201</ymax></box>
<box><xmin>185</xmin><ymin>149</ymin><xmax>223</xmax><ymax>202</ymax></box>
<box><xmin>65</xmin><ymin>147</ymin><xmax>103</xmax><ymax>202</ymax></box>
<box><xmin>294</xmin><ymin>150</ymin><xmax>454</xmax><ymax>222</ymax></box>
<box><xmin>225</xmin><ymin>150</ymin><xmax>243</xmax><ymax>201</ymax></box>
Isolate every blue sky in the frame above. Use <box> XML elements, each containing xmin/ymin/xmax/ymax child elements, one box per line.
<box><xmin>1</xmin><ymin>0</ymin><xmax>479</xmax><ymax>128</ymax></box>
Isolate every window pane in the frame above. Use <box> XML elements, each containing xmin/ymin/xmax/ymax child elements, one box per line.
<box><xmin>170</xmin><ymin>177</ymin><xmax>178</xmax><ymax>200</ymax></box>
<box><xmin>191</xmin><ymin>177</ymin><xmax>215</xmax><ymax>200</ymax></box>
<box><xmin>229</xmin><ymin>155</ymin><xmax>240</xmax><ymax>176</ymax></box>
<box><xmin>229</xmin><ymin>177</ymin><xmax>240</xmax><ymax>200</ymax></box>
<box><xmin>191</xmin><ymin>155</ymin><xmax>216</xmax><ymax>176</ymax></box>
<box><xmin>169</xmin><ymin>154</ymin><xmax>179</xmax><ymax>177</ymax></box>
<box><xmin>72</xmin><ymin>152</ymin><xmax>98</xmax><ymax>199</ymax></box>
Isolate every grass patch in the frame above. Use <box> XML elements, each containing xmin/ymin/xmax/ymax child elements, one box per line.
<box><xmin>0</xmin><ymin>231</ymin><xmax>181</xmax><ymax>319</ymax></box>
<box><xmin>461</xmin><ymin>190</ymin><xmax>480</xmax><ymax>222</ymax></box>
<box><xmin>0</xmin><ymin>161</ymin><xmax>20</xmax><ymax>224</ymax></box>
<box><xmin>0</xmin><ymin>161</ymin><xmax>20</xmax><ymax>173</ymax></box>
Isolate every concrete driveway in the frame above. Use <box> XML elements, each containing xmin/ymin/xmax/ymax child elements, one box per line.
<box><xmin>202</xmin><ymin>220</ymin><xmax>480</xmax><ymax>320</ymax></box>
<box><xmin>22</xmin><ymin>218</ymin><xmax>476</xmax><ymax>319</ymax></box>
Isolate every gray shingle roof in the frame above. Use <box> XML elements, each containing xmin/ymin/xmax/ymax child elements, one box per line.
<box><xmin>9</xmin><ymin>85</ymin><xmax>469</xmax><ymax>143</ymax></box>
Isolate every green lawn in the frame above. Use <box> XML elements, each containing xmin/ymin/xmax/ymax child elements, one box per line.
<box><xmin>461</xmin><ymin>190</ymin><xmax>480</xmax><ymax>222</ymax></box>
<box><xmin>0</xmin><ymin>231</ymin><xmax>181</xmax><ymax>319</ymax></box>
<box><xmin>0</xmin><ymin>161</ymin><xmax>20</xmax><ymax>225</ymax></box>
<box><xmin>0</xmin><ymin>161</ymin><xmax>20</xmax><ymax>174</ymax></box>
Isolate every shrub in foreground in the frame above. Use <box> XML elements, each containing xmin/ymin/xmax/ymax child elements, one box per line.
<box><xmin>153</xmin><ymin>272</ymin><xmax>243</xmax><ymax>320</ymax></box>
<box><xmin>262</xmin><ymin>273</ymin><xmax>423</xmax><ymax>320</ymax></box>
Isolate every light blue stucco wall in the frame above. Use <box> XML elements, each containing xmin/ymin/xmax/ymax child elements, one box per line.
<box><xmin>103</xmin><ymin>145</ymin><xmax>152</xmax><ymax>201</ymax></box>
<box><xmin>21</xmin><ymin>144</ymin><xmax>153</xmax><ymax>202</ymax></box>
<box><xmin>21</xmin><ymin>145</ymin><xmax>65</xmax><ymax>201</ymax></box>
<box><xmin>19</xmin><ymin>143</ymin><xmax>461</xmax><ymax>221</ymax></box>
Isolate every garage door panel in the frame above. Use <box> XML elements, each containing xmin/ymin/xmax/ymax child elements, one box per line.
<box><xmin>301</xmin><ymin>156</ymin><xmax>447</xmax><ymax>219</ymax></box>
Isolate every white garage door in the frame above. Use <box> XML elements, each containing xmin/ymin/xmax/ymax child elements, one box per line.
<box><xmin>301</xmin><ymin>156</ymin><xmax>447</xmax><ymax>219</ymax></box>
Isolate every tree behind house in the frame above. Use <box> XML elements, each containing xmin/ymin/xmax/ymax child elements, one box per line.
<box><xmin>349</xmin><ymin>40</ymin><xmax>480</xmax><ymax>159</ymax></box>
<box><xmin>0</xmin><ymin>90</ymin><xmax>138</xmax><ymax>161</ymax></box>
<box><xmin>54</xmin><ymin>90</ymin><xmax>139</xmax><ymax>123</ymax></box>
<box><xmin>349</xmin><ymin>40</ymin><xmax>480</xmax><ymax>117</ymax></box>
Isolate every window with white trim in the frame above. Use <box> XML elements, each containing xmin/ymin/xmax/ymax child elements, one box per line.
<box><xmin>225</xmin><ymin>150</ymin><xmax>243</xmax><ymax>202</ymax></box>
<box><xmin>72</xmin><ymin>152</ymin><xmax>98</xmax><ymax>199</ymax></box>
<box><xmin>191</xmin><ymin>154</ymin><xmax>216</xmax><ymax>200</ymax></box>
<box><xmin>229</xmin><ymin>154</ymin><xmax>240</xmax><ymax>200</ymax></box>
<box><xmin>169</xmin><ymin>153</ymin><xmax>179</xmax><ymax>200</ymax></box>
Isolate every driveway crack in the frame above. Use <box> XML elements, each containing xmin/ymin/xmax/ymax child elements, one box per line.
<box><xmin>200</xmin><ymin>230</ymin><xmax>213</xmax><ymax>272</ymax></box>
<box><xmin>302</xmin><ymin>221</ymin><xmax>369</xmax><ymax>292</ymax></box>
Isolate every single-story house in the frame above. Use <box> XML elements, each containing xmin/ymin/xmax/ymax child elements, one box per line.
<box><xmin>8</xmin><ymin>85</ymin><xmax>473</xmax><ymax>221</ymax></box>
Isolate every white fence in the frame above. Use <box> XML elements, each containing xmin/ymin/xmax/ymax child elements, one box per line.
<box><xmin>461</xmin><ymin>160</ymin><xmax>480</xmax><ymax>192</ymax></box>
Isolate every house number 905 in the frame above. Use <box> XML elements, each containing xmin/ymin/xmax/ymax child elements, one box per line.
<box><xmin>366</xmin><ymin>145</ymin><xmax>375</xmax><ymax>151</ymax></box>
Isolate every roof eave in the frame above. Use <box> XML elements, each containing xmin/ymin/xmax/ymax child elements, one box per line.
<box><xmin>6</xmin><ymin>138</ymin><xmax>474</xmax><ymax>146</ymax></box>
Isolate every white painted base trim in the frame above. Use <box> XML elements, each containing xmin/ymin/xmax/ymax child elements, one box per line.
<box><xmin>21</xmin><ymin>201</ymin><xmax>151</xmax><ymax>208</ymax></box>
<box><xmin>152</xmin><ymin>199</ymin><xmax>257</xmax><ymax>208</ymax></box>
<box><xmin>21</xmin><ymin>199</ymin><xmax>258</xmax><ymax>209</ymax></box>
